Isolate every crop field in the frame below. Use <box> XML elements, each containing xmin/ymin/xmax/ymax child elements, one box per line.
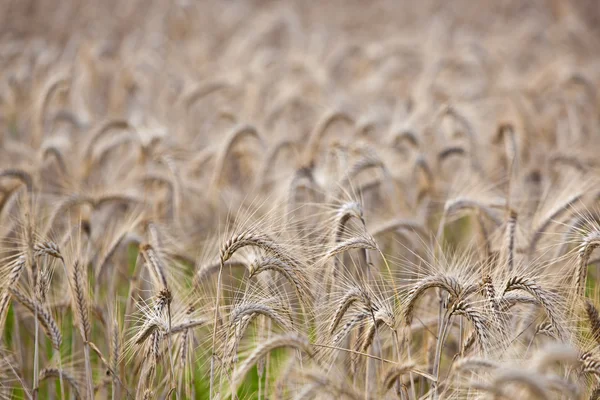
<box><xmin>1</xmin><ymin>0</ymin><xmax>600</xmax><ymax>399</ymax></box>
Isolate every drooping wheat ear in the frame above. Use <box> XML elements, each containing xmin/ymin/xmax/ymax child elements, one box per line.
<box><xmin>34</xmin><ymin>241</ymin><xmax>63</xmax><ymax>260</ymax></box>
<box><xmin>443</xmin><ymin>198</ymin><xmax>504</xmax><ymax>227</ymax></box>
<box><xmin>0</xmin><ymin>168</ymin><xmax>34</xmax><ymax>193</ymax></box>
<box><xmin>305</xmin><ymin>109</ymin><xmax>354</xmax><ymax>163</ymax></box>
<box><xmin>381</xmin><ymin>362</ymin><xmax>416</xmax><ymax>393</ymax></box>
<box><xmin>500</xmin><ymin>209</ymin><xmax>517</xmax><ymax>272</ymax></box>
<box><xmin>337</xmin><ymin>152</ymin><xmax>387</xmax><ymax>194</ymax></box>
<box><xmin>0</xmin><ymin>255</ymin><xmax>25</xmax><ymax>332</ymax></box>
<box><xmin>36</xmin><ymin>73</ymin><xmax>69</xmax><ymax>135</ymax></box>
<box><xmin>391</xmin><ymin>124</ymin><xmax>419</xmax><ymax>147</ymax></box>
<box><xmin>9</xmin><ymin>287</ymin><xmax>62</xmax><ymax>349</ymax></box>
<box><xmin>220</xmin><ymin>230</ymin><xmax>289</xmax><ymax>265</ymax></box>
<box><xmin>249</xmin><ymin>256</ymin><xmax>312</xmax><ymax>305</ymax></box>
<box><xmin>71</xmin><ymin>261</ymin><xmax>90</xmax><ymax>341</ymax></box>
<box><xmin>232</xmin><ymin>333</ymin><xmax>313</xmax><ymax>391</ymax></box>
<box><xmin>325</xmin><ymin>235</ymin><xmax>378</xmax><ymax>260</ymax></box>
<box><xmin>584</xmin><ymin>300</ymin><xmax>600</xmax><ymax>345</ymax></box>
<box><xmin>210</xmin><ymin>232</ymin><xmax>283</xmax><ymax>396</ymax></box>
<box><xmin>481</xmin><ymin>275</ymin><xmax>500</xmax><ymax>322</ymax></box>
<box><xmin>50</xmin><ymin>109</ymin><xmax>83</xmax><ymax>132</ymax></box>
<box><xmin>360</xmin><ymin>308</ymin><xmax>394</xmax><ymax>353</ymax></box>
<box><xmin>43</xmin><ymin>194</ymin><xmax>94</xmax><ymax>236</ymax></box>
<box><xmin>93</xmin><ymin>193</ymin><xmax>143</xmax><ymax>209</ymax></box>
<box><xmin>403</xmin><ymin>275</ymin><xmax>463</xmax><ymax>324</ymax></box>
<box><xmin>437</xmin><ymin>146</ymin><xmax>466</xmax><ymax>167</ymax></box>
<box><xmin>139</xmin><ymin>243</ymin><xmax>168</xmax><ymax>290</ymax></box>
<box><xmin>334</xmin><ymin>202</ymin><xmax>365</xmax><ymax>244</ymax></box>
<box><xmin>355</xmin><ymin>178</ymin><xmax>383</xmax><ymax>199</ymax></box>
<box><xmin>503</xmin><ymin>276</ymin><xmax>565</xmax><ymax>340</ymax></box>
<box><xmin>257</xmin><ymin>139</ymin><xmax>297</xmax><ymax>187</ymax></box>
<box><xmin>41</xmin><ymin>143</ymin><xmax>67</xmax><ymax>175</ymax></box>
<box><xmin>0</xmin><ymin>185</ymin><xmax>19</xmax><ymax>216</ymax></box>
<box><xmin>369</xmin><ymin>218</ymin><xmax>428</xmax><ymax>240</ymax></box>
<box><xmin>329</xmin><ymin>287</ymin><xmax>372</xmax><ymax>335</ymax></box>
<box><xmin>332</xmin><ymin>312</ymin><xmax>370</xmax><ymax>345</ymax></box>
<box><xmin>440</xmin><ymin>105</ymin><xmax>476</xmax><ymax>146</ymax></box>
<box><xmin>576</xmin><ymin>231</ymin><xmax>600</xmax><ymax>297</ymax></box>
<box><xmin>325</xmin><ymin>235</ymin><xmax>378</xmax><ymax>290</ymax></box>
<box><xmin>84</xmin><ymin>119</ymin><xmax>131</xmax><ymax>161</ymax></box>
<box><xmin>528</xmin><ymin>192</ymin><xmax>584</xmax><ymax>255</ymax></box>
<box><xmin>39</xmin><ymin>368</ymin><xmax>81</xmax><ymax>400</ymax></box>
<box><xmin>92</xmin><ymin>133</ymin><xmax>141</xmax><ymax>169</ymax></box>
<box><xmin>286</xmin><ymin>166</ymin><xmax>322</xmax><ymax>233</ymax></box>
<box><xmin>183</xmin><ymin>79</ymin><xmax>231</xmax><ymax>112</ymax></box>
<box><xmin>449</xmin><ymin>300</ymin><xmax>490</xmax><ymax>354</ymax></box>
<box><xmin>212</xmin><ymin>124</ymin><xmax>264</xmax><ymax>185</ymax></box>
<box><xmin>226</xmin><ymin>303</ymin><xmax>293</xmax><ymax>366</ymax></box>
<box><xmin>231</xmin><ymin>302</ymin><xmax>293</xmax><ymax>332</ymax></box>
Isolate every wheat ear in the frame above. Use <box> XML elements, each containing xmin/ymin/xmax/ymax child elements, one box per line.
<box><xmin>503</xmin><ymin>276</ymin><xmax>565</xmax><ymax>340</ymax></box>
<box><xmin>403</xmin><ymin>275</ymin><xmax>463</xmax><ymax>324</ymax></box>
<box><xmin>9</xmin><ymin>287</ymin><xmax>62</xmax><ymax>350</ymax></box>
<box><xmin>232</xmin><ymin>333</ymin><xmax>312</xmax><ymax>392</ymax></box>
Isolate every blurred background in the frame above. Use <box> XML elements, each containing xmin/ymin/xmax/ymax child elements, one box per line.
<box><xmin>2</xmin><ymin>2</ymin><xmax>600</xmax><ymax>399</ymax></box>
<box><xmin>2</xmin><ymin>0</ymin><xmax>599</xmax><ymax>147</ymax></box>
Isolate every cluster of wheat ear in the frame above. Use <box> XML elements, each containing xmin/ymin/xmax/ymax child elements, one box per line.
<box><xmin>2</xmin><ymin>0</ymin><xmax>600</xmax><ymax>399</ymax></box>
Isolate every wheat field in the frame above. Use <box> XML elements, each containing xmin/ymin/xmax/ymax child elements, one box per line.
<box><xmin>1</xmin><ymin>0</ymin><xmax>600</xmax><ymax>399</ymax></box>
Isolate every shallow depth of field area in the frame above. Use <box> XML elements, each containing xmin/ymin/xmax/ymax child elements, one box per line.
<box><xmin>2</xmin><ymin>1</ymin><xmax>600</xmax><ymax>399</ymax></box>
